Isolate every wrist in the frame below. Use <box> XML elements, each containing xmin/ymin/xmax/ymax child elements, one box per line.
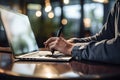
<box><xmin>66</xmin><ymin>43</ymin><xmax>74</xmax><ymax>55</ymax></box>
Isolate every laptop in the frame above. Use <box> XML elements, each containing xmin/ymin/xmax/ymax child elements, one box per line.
<box><xmin>0</xmin><ymin>8</ymin><xmax>72</xmax><ymax>61</ymax></box>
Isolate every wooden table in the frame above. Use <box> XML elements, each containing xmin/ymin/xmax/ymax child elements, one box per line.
<box><xmin>0</xmin><ymin>47</ymin><xmax>120</xmax><ymax>80</ymax></box>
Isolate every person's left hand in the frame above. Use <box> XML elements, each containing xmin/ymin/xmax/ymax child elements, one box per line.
<box><xmin>44</xmin><ymin>37</ymin><xmax>74</xmax><ymax>55</ymax></box>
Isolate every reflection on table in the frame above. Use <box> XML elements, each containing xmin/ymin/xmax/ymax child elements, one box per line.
<box><xmin>12</xmin><ymin>62</ymin><xmax>79</xmax><ymax>78</ymax></box>
<box><xmin>0</xmin><ymin>49</ymin><xmax>120</xmax><ymax>79</ymax></box>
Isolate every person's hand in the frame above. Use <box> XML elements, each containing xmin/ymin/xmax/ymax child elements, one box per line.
<box><xmin>44</xmin><ymin>37</ymin><xmax>74</xmax><ymax>55</ymax></box>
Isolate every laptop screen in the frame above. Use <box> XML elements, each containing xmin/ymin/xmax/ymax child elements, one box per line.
<box><xmin>0</xmin><ymin>8</ymin><xmax>39</xmax><ymax>55</ymax></box>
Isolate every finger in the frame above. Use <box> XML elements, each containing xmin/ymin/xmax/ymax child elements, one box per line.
<box><xmin>44</xmin><ymin>37</ymin><xmax>57</xmax><ymax>48</ymax></box>
<box><xmin>49</xmin><ymin>44</ymin><xmax>56</xmax><ymax>51</ymax></box>
<box><xmin>44</xmin><ymin>38</ymin><xmax>53</xmax><ymax>48</ymax></box>
<box><xmin>44</xmin><ymin>37</ymin><xmax>58</xmax><ymax>44</ymax></box>
<box><xmin>49</xmin><ymin>41</ymin><xmax>56</xmax><ymax>49</ymax></box>
<box><xmin>44</xmin><ymin>42</ymin><xmax>48</xmax><ymax>48</ymax></box>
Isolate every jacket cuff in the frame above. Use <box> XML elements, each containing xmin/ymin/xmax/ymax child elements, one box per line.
<box><xmin>71</xmin><ymin>46</ymin><xmax>83</xmax><ymax>61</ymax></box>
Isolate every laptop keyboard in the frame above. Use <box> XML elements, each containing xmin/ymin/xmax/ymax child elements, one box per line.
<box><xmin>17</xmin><ymin>51</ymin><xmax>71</xmax><ymax>61</ymax></box>
<box><xmin>22</xmin><ymin>51</ymin><xmax>66</xmax><ymax>58</ymax></box>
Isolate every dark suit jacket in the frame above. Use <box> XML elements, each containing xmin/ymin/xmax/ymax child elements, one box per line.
<box><xmin>72</xmin><ymin>0</ymin><xmax>120</xmax><ymax>64</ymax></box>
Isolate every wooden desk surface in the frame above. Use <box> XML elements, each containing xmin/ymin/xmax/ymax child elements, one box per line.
<box><xmin>0</xmin><ymin>47</ymin><xmax>120</xmax><ymax>80</ymax></box>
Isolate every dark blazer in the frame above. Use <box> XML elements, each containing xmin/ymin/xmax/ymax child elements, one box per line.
<box><xmin>72</xmin><ymin>0</ymin><xmax>120</xmax><ymax>64</ymax></box>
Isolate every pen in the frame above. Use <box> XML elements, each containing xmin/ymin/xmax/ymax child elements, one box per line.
<box><xmin>51</xmin><ymin>26</ymin><xmax>63</xmax><ymax>55</ymax></box>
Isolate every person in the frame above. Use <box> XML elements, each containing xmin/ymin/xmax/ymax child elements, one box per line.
<box><xmin>44</xmin><ymin>0</ymin><xmax>120</xmax><ymax>64</ymax></box>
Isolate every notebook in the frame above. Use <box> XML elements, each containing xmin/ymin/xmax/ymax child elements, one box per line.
<box><xmin>0</xmin><ymin>8</ymin><xmax>72</xmax><ymax>61</ymax></box>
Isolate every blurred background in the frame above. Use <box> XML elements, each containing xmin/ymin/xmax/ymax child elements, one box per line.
<box><xmin>0</xmin><ymin>0</ymin><xmax>115</xmax><ymax>48</ymax></box>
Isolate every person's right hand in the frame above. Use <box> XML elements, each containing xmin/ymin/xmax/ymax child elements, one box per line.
<box><xmin>44</xmin><ymin>37</ymin><xmax>74</xmax><ymax>55</ymax></box>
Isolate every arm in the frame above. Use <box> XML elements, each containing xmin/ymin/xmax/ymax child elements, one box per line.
<box><xmin>69</xmin><ymin>1</ymin><xmax>116</xmax><ymax>43</ymax></box>
<box><xmin>72</xmin><ymin>37</ymin><xmax>120</xmax><ymax>64</ymax></box>
<box><xmin>72</xmin><ymin>1</ymin><xmax>120</xmax><ymax>64</ymax></box>
<box><xmin>44</xmin><ymin>1</ymin><xmax>119</xmax><ymax>64</ymax></box>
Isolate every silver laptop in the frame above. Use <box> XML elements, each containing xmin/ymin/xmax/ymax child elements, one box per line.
<box><xmin>0</xmin><ymin>8</ymin><xmax>71</xmax><ymax>61</ymax></box>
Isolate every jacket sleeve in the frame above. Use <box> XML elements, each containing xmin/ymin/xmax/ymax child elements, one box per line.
<box><xmin>72</xmin><ymin>37</ymin><xmax>120</xmax><ymax>64</ymax></box>
<box><xmin>71</xmin><ymin>1</ymin><xmax>120</xmax><ymax>64</ymax></box>
<box><xmin>72</xmin><ymin>1</ymin><xmax>116</xmax><ymax>43</ymax></box>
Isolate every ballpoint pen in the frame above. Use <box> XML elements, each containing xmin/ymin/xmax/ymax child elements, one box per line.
<box><xmin>51</xmin><ymin>26</ymin><xmax>63</xmax><ymax>55</ymax></box>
